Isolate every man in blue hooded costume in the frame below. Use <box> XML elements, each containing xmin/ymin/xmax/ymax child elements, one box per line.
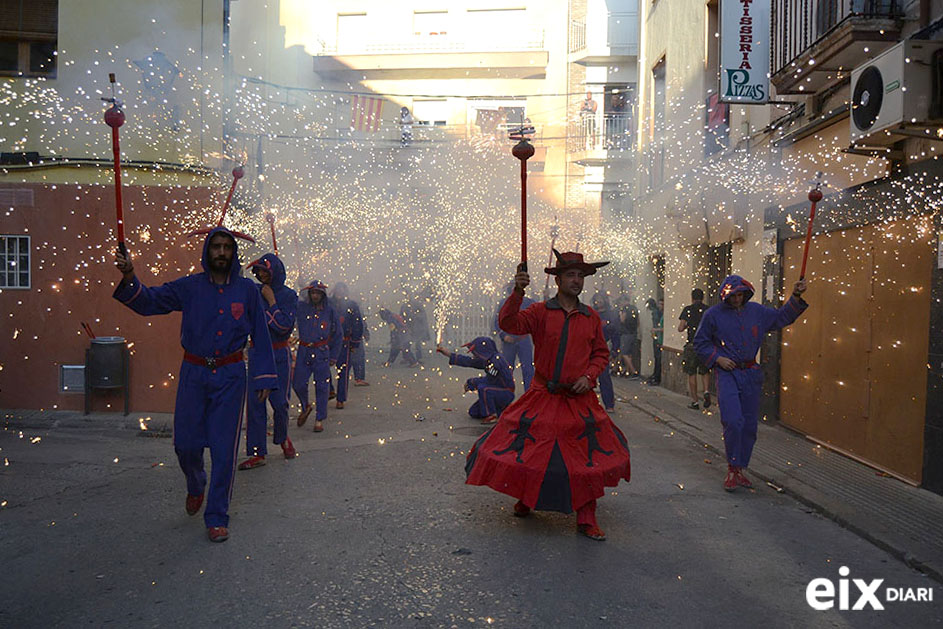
<box><xmin>239</xmin><ymin>253</ymin><xmax>298</xmax><ymax>469</ymax></box>
<box><xmin>293</xmin><ymin>280</ymin><xmax>341</xmax><ymax>433</ymax></box>
<box><xmin>493</xmin><ymin>282</ymin><xmax>535</xmax><ymax>390</ymax></box>
<box><xmin>332</xmin><ymin>282</ymin><xmax>365</xmax><ymax>409</ymax></box>
<box><xmin>694</xmin><ymin>274</ymin><xmax>808</xmax><ymax>491</ymax></box>
<box><xmin>113</xmin><ymin>228</ymin><xmax>277</xmax><ymax>543</ymax></box>
<box><xmin>437</xmin><ymin>336</ymin><xmax>515</xmax><ymax>424</ymax></box>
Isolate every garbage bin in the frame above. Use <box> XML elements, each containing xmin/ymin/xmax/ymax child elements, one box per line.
<box><xmin>85</xmin><ymin>336</ymin><xmax>129</xmax><ymax>415</ymax></box>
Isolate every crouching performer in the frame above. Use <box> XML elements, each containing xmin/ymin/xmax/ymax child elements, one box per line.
<box><xmin>113</xmin><ymin>228</ymin><xmax>276</xmax><ymax>543</ymax></box>
<box><xmin>465</xmin><ymin>251</ymin><xmax>631</xmax><ymax>541</ymax></box>
<box><xmin>292</xmin><ymin>280</ymin><xmax>341</xmax><ymax>433</ymax></box>
<box><xmin>437</xmin><ymin>336</ymin><xmax>515</xmax><ymax>425</ymax></box>
<box><xmin>239</xmin><ymin>253</ymin><xmax>298</xmax><ymax>469</ymax></box>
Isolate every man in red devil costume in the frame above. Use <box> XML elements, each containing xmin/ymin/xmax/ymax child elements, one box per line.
<box><xmin>465</xmin><ymin>251</ymin><xmax>631</xmax><ymax>541</ymax></box>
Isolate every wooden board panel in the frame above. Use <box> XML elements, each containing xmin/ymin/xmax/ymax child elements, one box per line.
<box><xmin>866</xmin><ymin>217</ymin><xmax>932</xmax><ymax>481</ymax></box>
<box><xmin>780</xmin><ymin>219</ymin><xmax>931</xmax><ymax>482</ymax></box>
<box><xmin>781</xmin><ymin>226</ymin><xmax>872</xmax><ymax>453</ymax></box>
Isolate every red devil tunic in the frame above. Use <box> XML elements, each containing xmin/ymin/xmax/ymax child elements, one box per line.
<box><xmin>465</xmin><ymin>290</ymin><xmax>631</xmax><ymax>513</ymax></box>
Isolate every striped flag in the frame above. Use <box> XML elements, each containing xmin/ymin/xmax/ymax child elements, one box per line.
<box><xmin>350</xmin><ymin>95</ymin><xmax>384</xmax><ymax>132</ymax></box>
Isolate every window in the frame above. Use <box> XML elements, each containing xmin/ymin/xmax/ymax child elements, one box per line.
<box><xmin>0</xmin><ymin>0</ymin><xmax>58</xmax><ymax>78</ymax></box>
<box><xmin>336</xmin><ymin>13</ymin><xmax>367</xmax><ymax>53</ymax></box>
<box><xmin>1</xmin><ymin>235</ymin><xmax>30</xmax><ymax>289</ymax></box>
<box><xmin>704</xmin><ymin>93</ymin><xmax>729</xmax><ymax>156</ymax></box>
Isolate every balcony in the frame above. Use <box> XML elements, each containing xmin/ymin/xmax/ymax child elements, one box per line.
<box><xmin>568</xmin><ymin>114</ymin><xmax>635</xmax><ymax>165</ymax></box>
<box><xmin>771</xmin><ymin>0</ymin><xmax>903</xmax><ymax>94</ymax></box>
<box><xmin>568</xmin><ymin>12</ymin><xmax>639</xmax><ymax>65</ymax></box>
<box><xmin>312</xmin><ymin>30</ymin><xmax>548</xmax><ymax>80</ymax></box>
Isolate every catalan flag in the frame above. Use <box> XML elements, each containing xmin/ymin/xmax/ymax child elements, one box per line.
<box><xmin>350</xmin><ymin>95</ymin><xmax>384</xmax><ymax>132</ymax></box>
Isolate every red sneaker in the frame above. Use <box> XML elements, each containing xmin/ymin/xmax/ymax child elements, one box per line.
<box><xmin>480</xmin><ymin>414</ymin><xmax>498</xmax><ymax>425</ymax></box>
<box><xmin>281</xmin><ymin>438</ymin><xmax>296</xmax><ymax>459</ymax></box>
<box><xmin>237</xmin><ymin>455</ymin><xmax>266</xmax><ymax>471</ymax></box>
<box><xmin>207</xmin><ymin>526</ymin><xmax>229</xmax><ymax>543</ymax></box>
<box><xmin>354</xmin><ymin>379</ymin><xmax>370</xmax><ymax>387</ymax></box>
<box><xmin>296</xmin><ymin>403</ymin><xmax>313</xmax><ymax>427</ymax></box>
<box><xmin>185</xmin><ymin>493</ymin><xmax>204</xmax><ymax>516</ymax></box>
<box><xmin>513</xmin><ymin>500</ymin><xmax>531</xmax><ymax>517</ymax></box>
<box><xmin>736</xmin><ymin>468</ymin><xmax>754</xmax><ymax>489</ymax></box>
<box><xmin>577</xmin><ymin>524</ymin><xmax>607</xmax><ymax>541</ymax></box>
<box><xmin>313</xmin><ymin>421</ymin><xmax>324</xmax><ymax>433</ymax></box>
<box><xmin>723</xmin><ymin>465</ymin><xmax>739</xmax><ymax>492</ymax></box>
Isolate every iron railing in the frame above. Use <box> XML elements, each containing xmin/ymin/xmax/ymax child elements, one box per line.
<box><xmin>569</xmin><ymin>114</ymin><xmax>635</xmax><ymax>152</ymax></box>
<box><xmin>569</xmin><ymin>19</ymin><xmax>587</xmax><ymax>53</ymax></box>
<box><xmin>772</xmin><ymin>0</ymin><xmax>901</xmax><ymax>74</ymax></box>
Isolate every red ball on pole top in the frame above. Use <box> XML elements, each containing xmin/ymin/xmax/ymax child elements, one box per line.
<box><xmin>264</xmin><ymin>212</ymin><xmax>276</xmax><ymax>225</ymax></box>
<box><xmin>512</xmin><ymin>139</ymin><xmax>535</xmax><ymax>162</ymax></box>
<box><xmin>104</xmin><ymin>106</ymin><xmax>125</xmax><ymax>128</ymax></box>
<box><xmin>232</xmin><ymin>166</ymin><xmax>245</xmax><ymax>180</ymax></box>
<box><xmin>808</xmin><ymin>188</ymin><xmax>823</xmax><ymax>203</ymax></box>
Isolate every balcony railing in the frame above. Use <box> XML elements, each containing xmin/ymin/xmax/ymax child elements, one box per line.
<box><xmin>771</xmin><ymin>0</ymin><xmax>901</xmax><ymax>75</ymax></box>
<box><xmin>569</xmin><ymin>114</ymin><xmax>635</xmax><ymax>153</ymax></box>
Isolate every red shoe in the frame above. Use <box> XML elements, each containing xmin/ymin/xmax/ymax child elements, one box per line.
<box><xmin>577</xmin><ymin>524</ymin><xmax>607</xmax><ymax>541</ymax></box>
<box><xmin>297</xmin><ymin>403</ymin><xmax>313</xmax><ymax>427</ymax></box>
<box><xmin>480</xmin><ymin>414</ymin><xmax>498</xmax><ymax>425</ymax></box>
<box><xmin>736</xmin><ymin>468</ymin><xmax>754</xmax><ymax>489</ymax></box>
<box><xmin>185</xmin><ymin>493</ymin><xmax>204</xmax><ymax>516</ymax></box>
<box><xmin>237</xmin><ymin>455</ymin><xmax>266</xmax><ymax>471</ymax></box>
<box><xmin>724</xmin><ymin>465</ymin><xmax>739</xmax><ymax>492</ymax></box>
<box><xmin>281</xmin><ymin>438</ymin><xmax>296</xmax><ymax>459</ymax></box>
<box><xmin>207</xmin><ymin>526</ymin><xmax>229</xmax><ymax>543</ymax></box>
<box><xmin>335</xmin><ymin>401</ymin><xmax>345</xmax><ymax>409</ymax></box>
<box><xmin>354</xmin><ymin>379</ymin><xmax>370</xmax><ymax>386</ymax></box>
<box><xmin>513</xmin><ymin>500</ymin><xmax>531</xmax><ymax>517</ymax></box>
<box><xmin>313</xmin><ymin>421</ymin><xmax>324</xmax><ymax>433</ymax></box>
<box><xmin>328</xmin><ymin>390</ymin><xmax>336</xmax><ymax>400</ymax></box>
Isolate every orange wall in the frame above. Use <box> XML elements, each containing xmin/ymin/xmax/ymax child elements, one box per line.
<box><xmin>1</xmin><ymin>182</ymin><xmax>216</xmax><ymax>413</ymax></box>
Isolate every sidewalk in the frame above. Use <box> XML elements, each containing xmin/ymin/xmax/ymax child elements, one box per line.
<box><xmin>613</xmin><ymin>378</ymin><xmax>943</xmax><ymax>583</ymax></box>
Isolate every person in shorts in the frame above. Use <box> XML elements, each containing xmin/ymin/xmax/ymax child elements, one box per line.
<box><xmin>679</xmin><ymin>288</ymin><xmax>710</xmax><ymax>409</ymax></box>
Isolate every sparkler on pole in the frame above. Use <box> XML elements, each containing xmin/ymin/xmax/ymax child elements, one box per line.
<box><xmin>510</xmin><ymin>129</ymin><xmax>535</xmax><ymax>272</ymax></box>
<box><xmin>264</xmin><ymin>212</ymin><xmax>278</xmax><ymax>255</ymax></box>
<box><xmin>544</xmin><ymin>218</ymin><xmax>559</xmax><ymax>296</ymax></box>
<box><xmin>799</xmin><ymin>173</ymin><xmax>824</xmax><ymax>281</ymax></box>
<box><xmin>102</xmin><ymin>73</ymin><xmax>127</xmax><ymax>257</ymax></box>
<box><xmin>186</xmin><ymin>165</ymin><xmax>255</xmax><ymax>242</ymax></box>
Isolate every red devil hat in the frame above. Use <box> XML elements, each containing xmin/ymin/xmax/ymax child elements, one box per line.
<box><xmin>544</xmin><ymin>249</ymin><xmax>609</xmax><ymax>276</ymax></box>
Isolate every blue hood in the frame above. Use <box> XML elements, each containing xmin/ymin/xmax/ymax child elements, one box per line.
<box><xmin>248</xmin><ymin>253</ymin><xmax>286</xmax><ymax>289</ymax></box>
<box><xmin>719</xmin><ymin>274</ymin><xmax>755</xmax><ymax>304</ymax></box>
<box><xmin>200</xmin><ymin>226</ymin><xmax>242</xmax><ymax>283</ymax></box>
<box><xmin>463</xmin><ymin>336</ymin><xmax>499</xmax><ymax>360</ymax></box>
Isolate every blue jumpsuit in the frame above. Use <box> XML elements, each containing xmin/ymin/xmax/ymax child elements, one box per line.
<box><xmin>595</xmin><ymin>306</ymin><xmax>619</xmax><ymax>410</ymax></box>
<box><xmin>335</xmin><ymin>298</ymin><xmax>365</xmax><ymax>403</ymax></box>
<box><xmin>694</xmin><ymin>275</ymin><xmax>808</xmax><ymax>468</ymax></box>
<box><xmin>245</xmin><ymin>254</ymin><xmax>297</xmax><ymax>456</ymax></box>
<box><xmin>449</xmin><ymin>336</ymin><xmax>515</xmax><ymax>419</ymax></box>
<box><xmin>113</xmin><ymin>227</ymin><xmax>277</xmax><ymax>529</ymax></box>
<box><xmin>493</xmin><ymin>293</ymin><xmax>535</xmax><ymax>390</ymax></box>
<box><xmin>292</xmin><ymin>287</ymin><xmax>342</xmax><ymax>423</ymax></box>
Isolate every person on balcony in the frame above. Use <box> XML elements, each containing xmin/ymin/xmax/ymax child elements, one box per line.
<box><xmin>399</xmin><ymin>106</ymin><xmax>414</xmax><ymax>147</ymax></box>
<box><xmin>580</xmin><ymin>92</ymin><xmax>598</xmax><ymax>148</ymax></box>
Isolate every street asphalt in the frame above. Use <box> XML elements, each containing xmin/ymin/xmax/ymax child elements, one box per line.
<box><xmin>1</xmin><ymin>358</ymin><xmax>940</xmax><ymax>627</ymax></box>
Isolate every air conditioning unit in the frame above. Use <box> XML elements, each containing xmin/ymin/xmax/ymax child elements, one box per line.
<box><xmin>850</xmin><ymin>40</ymin><xmax>943</xmax><ymax>144</ymax></box>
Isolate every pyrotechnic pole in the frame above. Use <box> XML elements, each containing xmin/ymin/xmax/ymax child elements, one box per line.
<box><xmin>799</xmin><ymin>174</ymin><xmax>824</xmax><ymax>281</ymax></box>
<box><xmin>544</xmin><ymin>219</ymin><xmax>559</xmax><ymax>295</ymax></box>
<box><xmin>511</xmin><ymin>137</ymin><xmax>535</xmax><ymax>272</ymax></box>
<box><xmin>265</xmin><ymin>212</ymin><xmax>278</xmax><ymax>255</ymax></box>
<box><xmin>102</xmin><ymin>73</ymin><xmax>127</xmax><ymax>257</ymax></box>
<box><xmin>217</xmin><ymin>165</ymin><xmax>245</xmax><ymax>226</ymax></box>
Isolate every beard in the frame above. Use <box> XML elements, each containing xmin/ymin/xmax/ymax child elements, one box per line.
<box><xmin>212</xmin><ymin>256</ymin><xmax>231</xmax><ymax>273</ymax></box>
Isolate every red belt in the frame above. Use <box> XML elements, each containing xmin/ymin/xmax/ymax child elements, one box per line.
<box><xmin>272</xmin><ymin>339</ymin><xmax>291</xmax><ymax>350</ymax></box>
<box><xmin>735</xmin><ymin>360</ymin><xmax>757</xmax><ymax>369</ymax></box>
<box><xmin>299</xmin><ymin>339</ymin><xmax>329</xmax><ymax>348</ymax></box>
<box><xmin>183</xmin><ymin>350</ymin><xmax>244</xmax><ymax>369</ymax></box>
